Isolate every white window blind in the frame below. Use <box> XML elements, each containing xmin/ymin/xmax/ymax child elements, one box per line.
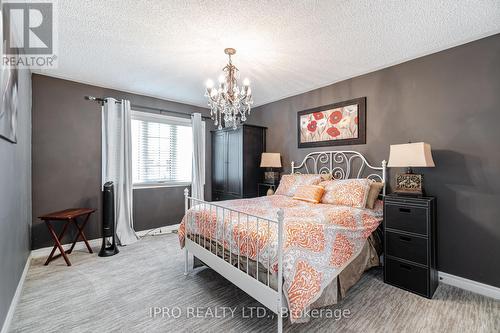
<box><xmin>131</xmin><ymin>111</ymin><xmax>194</xmax><ymax>187</ymax></box>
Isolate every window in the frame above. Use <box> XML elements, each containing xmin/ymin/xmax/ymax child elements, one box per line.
<box><xmin>131</xmin><ymin>111</ymin><xmax>204</xmax><ymax>188</ymax></box>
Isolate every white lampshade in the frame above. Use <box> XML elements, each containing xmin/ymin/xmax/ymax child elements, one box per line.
<box><xmin>260</xmin><ymin>153</ymin><xmax>282</xmax><ymax>168</ymax></box>
<box><xmin>387</xmin><ymin>142</ymin><xmax>435</xmax><ymax>168</ymax></box>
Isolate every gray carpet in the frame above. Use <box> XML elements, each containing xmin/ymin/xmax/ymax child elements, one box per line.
<box><xmin>10</xmin><ymin>233</ymin><xmax>500</xmax><ymax>333</ymax></box>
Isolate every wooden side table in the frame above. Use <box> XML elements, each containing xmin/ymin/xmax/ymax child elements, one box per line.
<box><xmin>39</xmin><ymin>208</ymin><xmax>96</xmax><ymax>266</ymax></box>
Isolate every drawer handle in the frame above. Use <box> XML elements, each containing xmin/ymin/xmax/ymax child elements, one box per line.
<box><xmin>400</xmin><ymin>263</ymin><xmax>413</xmax><ymax>271</ymax></box>
<box><xmin>399</xmin><ymin>236</ymin><xmax>412</xmax><ymax>242</ymax></box>
<box><xmin>399</xmin><ymin>207</ymin><xmax>411</xmax><ymax>214</ymax></box>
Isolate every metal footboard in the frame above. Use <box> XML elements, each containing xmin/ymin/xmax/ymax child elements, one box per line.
<box><xmin>183</xmin><ymin>189</ymin><xmax>285</xmax><ymax>333</ymax></box>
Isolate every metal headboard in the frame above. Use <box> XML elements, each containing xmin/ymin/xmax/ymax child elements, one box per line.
<box><xmin>291</xmin><ymin>151</ymin><xmax>387</xmax><ymax>196</ymax></box>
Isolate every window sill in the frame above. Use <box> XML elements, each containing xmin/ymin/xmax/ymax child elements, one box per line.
<box><xmin>133</xmin><ymin>182</ymin><xmax>191</xmax><ymax>190</ymax></box>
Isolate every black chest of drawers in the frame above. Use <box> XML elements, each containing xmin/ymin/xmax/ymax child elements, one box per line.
<box><xmin>383</xmin><ymin>194</ymin><xmax>438</xmax><ymax>298</ymax></box>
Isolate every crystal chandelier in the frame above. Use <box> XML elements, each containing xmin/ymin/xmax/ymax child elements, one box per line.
<box><xmin>205</xmin><ymin>48</ymin><xmax>253</xmax><ymax>130</ymax></box>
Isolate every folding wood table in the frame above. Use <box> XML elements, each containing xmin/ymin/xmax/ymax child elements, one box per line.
<box><xmin>39</xmin><ymin>208</ymin><xmax>96</xmax><ymax>266</ymax></box>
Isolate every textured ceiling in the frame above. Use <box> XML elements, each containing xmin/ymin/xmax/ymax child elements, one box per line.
<box><xmin>35</xmin><ymin>0</ymin><xmax>500</xmax><ymax>107</ymax></box>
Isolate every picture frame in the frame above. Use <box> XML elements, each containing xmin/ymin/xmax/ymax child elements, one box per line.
<box><xmin>297</xmin><ymin>97</ymin><xmax>366</xmax><ymax>148</ymax></box>
<box><xmin>0</xmin><ymin>1</ymin><xmax>19</xmax><ymax>144</ymax></box>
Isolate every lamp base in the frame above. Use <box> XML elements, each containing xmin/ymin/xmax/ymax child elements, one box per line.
<box><xmin>394</xmin><ymin>173</ymin><xmax>424</xmax><ymax>196</ymax></box>
<box><xmin>264</xmin><ymin>170</ymin><xmax>280</xmax><ymax>184</ymax></box>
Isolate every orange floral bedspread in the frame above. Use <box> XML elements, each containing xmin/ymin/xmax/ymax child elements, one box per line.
<box><xmin>178</xmin><ymin>195</ymin><xmax>383</xmax><ymax>323</ymax></box>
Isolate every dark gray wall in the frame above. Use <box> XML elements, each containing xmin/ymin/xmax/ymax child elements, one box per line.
<box><xmin>251</xmin><ymin>34</ymin><xmax>500</xmax><ymax>288</ymax></box>
<box><xmin>133</xmin><ymin>186</ymin><xmax>190</xmax><ymax>231</ymax></box>
<box><xmin>0</xmin><ymin>69</ymin><xmax>32</xmax><ymax>329</ymax></box>
<box><xmin>32</xmin><ymin>74</ymin><xmax>212</xmax><ymax>249</ymax></box>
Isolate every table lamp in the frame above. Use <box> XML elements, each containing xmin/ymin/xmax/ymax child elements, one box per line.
<box><xmin>260</xmin><ymin>153</ymin><xmax>282</xmax><ymax>185</ymax></box>
<box><xmin>387</xmin><ymin>142</ymin><xmax>435</xmax><ymax>196</ymax></box>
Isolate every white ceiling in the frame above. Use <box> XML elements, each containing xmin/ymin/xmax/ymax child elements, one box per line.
<box><xmin>35</xmin><ymin>0</ymin><xmax>500</xmax><ymax>107</ymax></box>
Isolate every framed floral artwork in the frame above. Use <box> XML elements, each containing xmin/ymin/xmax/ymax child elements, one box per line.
<box><xmin>297</xmin><ymin>97</ymin><xmax>366</xmax><ymax>148</ymax></box>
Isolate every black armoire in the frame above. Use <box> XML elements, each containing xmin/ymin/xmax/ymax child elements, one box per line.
<box><xmin>211</xmin><ymin>125</ymin><xmax>266</xmax><ymax>201</ymax></box>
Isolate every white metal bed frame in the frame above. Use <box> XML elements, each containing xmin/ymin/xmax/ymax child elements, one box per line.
<box><xmin>183</xmin><ymin>151</ymin><xmax>387</xmax><ymax>332</ymax></box>
<box><xmin>291</xmin><ymin>150</ymin><xmax>387</xmax><ymax>195</ymax></box>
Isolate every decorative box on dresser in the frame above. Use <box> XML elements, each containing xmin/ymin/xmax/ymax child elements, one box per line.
<box><xmin>211</xmin><ymin>125</ymin><xmax>266</xmax><ymax>201</ymax></box>
<box><xmin>383</xmin><ymin>194</ymin><xmax>438</xmax><ymax>298</ymax></box>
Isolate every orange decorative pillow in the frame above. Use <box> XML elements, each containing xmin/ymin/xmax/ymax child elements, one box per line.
<box><xmin>321</xmin><ymin>179</ymin><xmax>372</xmax><ymax>208</ymax></box>
<box><xmin>275</xmin><ymin>174</ymin><xmax>323</xmax><ymax>197</ymax></box>
<box><xmin>293</xmin><ymin>185</ymin><xmax>325</xmax><ymax>204</ymax></box>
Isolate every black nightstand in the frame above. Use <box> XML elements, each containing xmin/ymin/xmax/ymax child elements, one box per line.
<box><xmin>383</xmin><ymin>194</ymin><xmax>438</xmax><ymax>298</ymax></box>
<box><xmin>257</xmin><ymin>183</ymin><xmax>277</xmax><ymax>196</ymax></box>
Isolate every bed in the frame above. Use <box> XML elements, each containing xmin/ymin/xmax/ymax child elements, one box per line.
<box><xmin>179</xmin><ymin>151</ymin><xmax>387</xmax><ymax>332</ymax></box>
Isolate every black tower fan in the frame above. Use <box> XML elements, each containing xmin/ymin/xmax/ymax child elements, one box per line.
<box><xmin>99</xmin><ymin>181</ymin><xmax>119</xmax><ymax>257</ymax></box>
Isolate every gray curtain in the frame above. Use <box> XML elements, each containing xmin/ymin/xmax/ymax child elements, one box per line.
<box><xmin>191</xmin><ymin>113</ymin><xmax>204</xmax><ymax>200</ymax></box>
<box><xmin>102</xmin><ymin>98</ymin><xmax>138</xmax><ymax>245</ymax></box>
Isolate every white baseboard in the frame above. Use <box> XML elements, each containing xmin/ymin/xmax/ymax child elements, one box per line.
<box><xmin>438</xmin><ymin>271</ymin><xmax>500</xmax><ymax>300</ymax></box>
<box><xmin>1</xmin><ymin>254</ymin><xmax>31</xmax><ymax>333</ymax></box>
<box><xmin>30</xmin><ymin>224</ymin><xmax>180</xmax><ymax>259</ymax></box>
<box><xmin>30</xmin><ymin>239</ymin><xmax>102</xmax><ymax>259</ymax></box>
<box><xmin>137</xmin><ymin>224</ymin><xmax>180</xmax><ymax>237</ymax></box>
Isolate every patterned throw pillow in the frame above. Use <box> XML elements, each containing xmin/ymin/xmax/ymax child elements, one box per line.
<box><xmin>366</xmin><ymin>181</ymin><xmax>384</xmax><ymax>209</ymax></box>
<box><xmin>320</xmin><ymin>173</ymin><xmax>333</xmax><ymax>181</ymax></box>
<box><xmin>275</xmin><ymin>174</ymin><xmax>323</xmax><ymax>197</ymax></box>
<box><xmin>321</xmin><ymin>179</ymin><xmax>372</xmax><ymax>208</ymax></box>
<box><xmin>293</xmin><ymin>185</ymin><xmax>325</xmax><ymax>204</ymax></box>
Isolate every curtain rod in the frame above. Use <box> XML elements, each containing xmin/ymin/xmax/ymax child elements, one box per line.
<box><xmin>84</xmin><ymin>96</ymin><xmax>211</xmax><ymax>120</ymax></box>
